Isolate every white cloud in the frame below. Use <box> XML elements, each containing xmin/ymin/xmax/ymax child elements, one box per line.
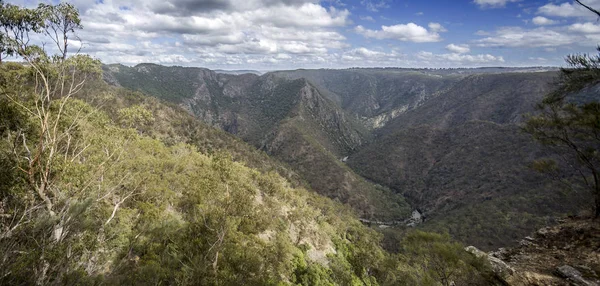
<box><xmin>473</xmin><ymin>0</ymin><xmax>519</xmax><ymax>8</ymax></box>
<box><xmin>475</xmin><ymin>27</ymin><xmax>577</xmax><ymax>48</ymax></box>
<box><xmin>339</xmin><ymin>47</ymin><xmax>414</xmax><ymax>66</ymax></box>
<box><xmin>5</xmin><ymin>0</ymin><xmax>573</xmax><ymax>69</ymax></box>
<box><xmin>158</xmin><ymin>54</ymin><xmax>193</xmax><ymax>64</ymax></box>
<box><xmin>342</xmin><ymin>47</ymin><xmax>389</xmax><ymax>60</ymax></box>
<box><xmin>569</xmin><ymin>22</ymin><xmax>600</xmax><ymax>34</ymax></box>
<box><xmin>355</xmin><ymin>22</ymin><xmax>445</xmax><ymax>43</ymax></box>
<box><xmin>246</xmin><ymin>5</ymin><xmax>349</xmax><ymax>28</ymax></box>
<box><xmin>360</xmin><ymin>16</ymin><xmax>375</xmax><ymax>22</ymax></box>
<box><xmin>416</xmin><ymin>51</ymin><xmax>505</xmax><ymax>65</ymax></box>
<box><xmin>532</xmin><ymin>16</ymin><xmax>557</xmax><ymax>26</ymax></box>
<box><xmin>45</xmin><ymin>0</ymin><xmax>353</xmax><ymax>68</ymax></box>
<box><xmin>538</xmin><ymin>0</ymin><xmax>600</xmax><ymax>19</ymax></box>
<box><xmin>446</xmin><ymin>44</ymin><xmax>470</xmax><ymax>54</ymax></box>
<box><xmin>474</xmin><ymin>22</ymin><xmax>600</xmax><ymax>50</ymax></box>
<box><xmin>182</xmin><ymin>33</ymin><xmax>246</xmax><ymax>46</ymax></box>
<box><xmin>528</xmin><ymin>57</ymin><xmax>547</xmax><ymax>61</ymax></box>
<box><xmin>360</xmin><ymin>0</ymin><xmax>390</xmax><ymax>12</ymax></box>
<box><xmin>340</xmin><ymin>48</ymin><xmax>506</xmax><ymax>68</ymax></box>
<box><xmin>428</xmin><ymin>22</ymin><xmax>447</xmax><ymax>33</ymax></box>
<box><xmin>126</xmin><ymin>13</ymin><xmax>233</xmax><ymax>34</ymax></box>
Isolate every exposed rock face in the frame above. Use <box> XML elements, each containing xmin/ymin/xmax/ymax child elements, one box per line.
<box><xmin>102</xmin><ymin>63</ymin><xmax>411</xmax><ymax>220</ymax></box>
<box><xmin>468</xmin><ymin>218</ymin><xmax>600</xmax><ymax>286</ymax></box>
<box><xmin>273</xmin><ymin>69</ymin><xmax>465</xmax><ymax>121</ymax></box>
<box><xmin>101</xmin><ymin>65</ymin><xmax>123</xmax><ymax>87</ymax></box>
<box><xmin>405</xmin><ymin>210</ymin><xmax>423</xmax><ymax>227</ymax></box>
<box><xmin>465</xmin><ymin>246</ymin><xmax>515</xmax><ymax>284</ymax></box>
<box><xmin>555</xmin><ymin>265</ymin><xmax>597</xmax><ymax>286</ymax></box>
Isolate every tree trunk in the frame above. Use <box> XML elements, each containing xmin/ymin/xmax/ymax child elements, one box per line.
<box><xmin>62</xmin><ymin>22</ymin><xmax>68</xmax><ymax>60</ymax></box>
<box><xmin>594</xmin><ymin>171</ymin><xmax>600</xmax><ymax>218</ymax></box>
<box><xmin>595</xmin><ymin>173</ymin><xmax>600</xmax><ymax>218</ymax></box>
<box><xmin>596</xmin><ymin>192</ymin><xmax>600</xmax><ymax>218</ymax></box>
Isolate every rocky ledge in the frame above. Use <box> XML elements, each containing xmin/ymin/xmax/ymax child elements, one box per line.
<box><xmin>467</xmin><ymin>217</ymin><xmax>600</xmax><ymax>286</ymax></box>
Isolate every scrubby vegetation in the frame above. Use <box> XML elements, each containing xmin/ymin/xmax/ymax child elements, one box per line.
<box><xmin>0</xmin><ymin>80</ymin><xmax>383</xmax><ymax>284</ymax></box>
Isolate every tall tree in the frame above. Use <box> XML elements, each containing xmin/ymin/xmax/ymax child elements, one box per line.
<box><xmin>0</xmin><ymin>3</ymin><xmax>101</xmax><ymax>283</ymax></box>
<box><xmin>38</xmin><ymin>2</ymin><xmax>82</xmax><ymax>60</ymax></box>
<box><xmin>524</xmin><ymin>0</ymin><xmax>600</xmax><ymax>217</ymax></box>
<box><xmin>1</xmin><ymin>2</ymin><xmax>98</xmax><ymax>217</ymax></box>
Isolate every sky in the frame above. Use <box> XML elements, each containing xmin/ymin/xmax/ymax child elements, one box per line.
<box><xmin>8</xmin><ymin>0</ymin><xmax>600</xmax><ymax>70</ymax></box>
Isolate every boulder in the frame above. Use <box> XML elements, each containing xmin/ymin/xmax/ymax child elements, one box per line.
<box><xmin>555</xmin><ymin>265</ymin><xmax>597</xmax><ymax>286</ymax></box>
<box><xmin>466</xmin><ymin>246</ymin><xmax>515</xmax><ymax>282</ymax></box>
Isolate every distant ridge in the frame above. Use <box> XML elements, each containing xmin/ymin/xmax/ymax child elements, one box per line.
<box><xmin>278</xmin><ymin>66</ymin><xmax>559</xmax><ymax>75</ymax></box>
<box><xmin>214</xmin><ymin>69</ymin><xmax>263</xmax><ymax>75</ymax></box>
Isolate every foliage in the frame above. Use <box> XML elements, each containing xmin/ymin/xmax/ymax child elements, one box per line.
<box><xmin>1</xmin><ymin>80</ymin><xmax>363</xmax><ymax>284</ymax></box>
<box><xmin>350</xmin><ymin>119</ymin><xmax>587</xmax><ymax>249</ymax></box>
<box><xmin>37</xmin><ymin>2</ymin><xmax>82</xmax><ymax>59</ymax></box>
<box><xmin>524</xmin><ymin>47</ymin><xmax>600</xmax><ymax>218</ymax></box>
<box><xmin>117</xmin><ymin>104</ymin><xmax>155</xmax><ymax>131</ymax></box>
<box><xmin>399</xmin><ymin>231</ymin><xmax>494</xmax><ymax>286</ymax></box>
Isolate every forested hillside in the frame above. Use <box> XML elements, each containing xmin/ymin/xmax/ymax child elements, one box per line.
<box><xmin>347</xmin><ymin>72</ymin><xmax>593</xmax><ymax>248</ymax></box>
<box><xmin>103</xmin><ymin>64</ymin><xmax>411</xmax><ymax>221</ymax></box>
<box><xmin>1</xmin><ymin>63</ymin><xmax>413</xmax><ymax>284</ymax></box>
<box><xmin>105</xmin><ymin>63</ymin><xmax>582</xmax><ymax>249</ymax></box>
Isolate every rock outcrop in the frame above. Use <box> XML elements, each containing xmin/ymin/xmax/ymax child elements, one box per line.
<box><xmin>467</xmin><ymin>217</ymin><xmax>600</xmax><ymax>285</ymax></box>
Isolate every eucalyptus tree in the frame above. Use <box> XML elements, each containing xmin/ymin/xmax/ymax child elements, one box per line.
<box><xmin>0</xmin><ymin>2</ymin><xmax>105</xmax><ymax>284</ymax></box>
<box><xmin>524</xmin><ymin>1</ymin><xmax>600</xmax><ymax>218</ymax></box>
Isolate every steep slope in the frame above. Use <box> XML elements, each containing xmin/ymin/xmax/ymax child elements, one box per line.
<box><xmin>103</xmin><ymin>63</ymin><xmax>261</xmax><ymax>133</ymax></box>
<box><xmin>103</xmin><ymin>64</ymin><xmax>366</xmax><ymax>153</ymax></box>
<box><xmin>0</xmin><ymin>73</ymin><xmax>408</xmax><ymax>285</ymax></box>
<box><xmin>378</xmin><ymin>72</ymin><xmax>557</xmax><ymax>130</ymax></box>
<box><xmin>273</xmin><ymin>68</ymin><xmax>465</xmax><ymax>128</ymax></box>
<box><xmin>102</xmin><ymin>64</ymin><xmax>410</xmax><ymax>220</ymax></box>
<box><xmin>78</xmin><ymin>78</ymin><xmax>304</xmax><ymax>185</ymax></box>
<box><xmin>259</xmin><ymin>81</ymin><xmax>408</xmax><ymax>220</ymax></box>
<box><xmin>347</xmin><ymin>72</ymin><xmax>592</xmax><ymax>249</ymax></box>
<box><xmin>351</xmin><ymin>72</ymin><xmax>558</xmax><ymax>194</ymax></box>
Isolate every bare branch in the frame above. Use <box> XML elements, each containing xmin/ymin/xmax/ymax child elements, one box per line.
<box><xmin>104</xmin><ymin>190</ymin><xmax>135</xmax><ymax>226</ymax></box>
<box><xmin>576</xmin><ymin>0</ymin><xmax>600</xmax><ymax>18</ymax></box>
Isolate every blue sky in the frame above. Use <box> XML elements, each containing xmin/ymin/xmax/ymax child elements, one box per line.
<box><xmin>9</xmin><ymin>0</ymin><xmax>600</xmax><ymax>69</ymax></box>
